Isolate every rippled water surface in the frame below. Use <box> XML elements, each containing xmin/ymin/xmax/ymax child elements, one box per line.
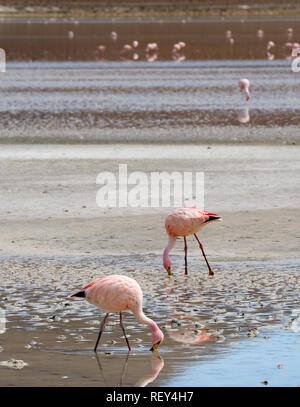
<box><xmin>1</xmin><ymin>60</ymin><xmax>299</xmax><ymax>144</ymax></box>
<box><xmin>0</xmin><ymin>18</ymin><xmax>299</xmax><ymax>143</ymax></box>
<box><xmin>0</xmin><ymin>17</ymin><xmax>299</xmax><ymax>388</ymax></box>
<box><xmin>0</xmin><ymin>255</ymin><xmax>299</xmax><ymax>386</ymax></box>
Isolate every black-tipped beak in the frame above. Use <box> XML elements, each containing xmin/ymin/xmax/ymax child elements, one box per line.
<box><xmin>166</xmin><ymin>267</ymin><xmax>172</xmax><ymax>276</ymax></box>
<box><xmin>150</xmin><ymin>343</ymin><xmax>159</xmax><ymax>352</ymax></box>
<box><xmin>70</xmin><ymin>290</ymin><xmax>86</xmax><ymax>298</ymax></box>
<box><xmin>206</xmin><ymin>215</ymin><xmax>222</xmax><ymax>222</ymax></box>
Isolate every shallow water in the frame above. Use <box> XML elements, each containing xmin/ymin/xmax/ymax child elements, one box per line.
<box><xmin>0</xmin><ymin>18</ymin><xmax>300</xmax><ymax>144</ymax></box>
<box><xmin>1</xmin><ymin>17</ymin><xmax>300</xmax><ymax>61</ymax></box>
<box><xmin>0</xmin><ymin>255</ymin><xmax>299</xmax><ymax>386</ymax></box>
<box><xmin>1</xmin><ymin>60</ymin><xmax>299</xmax><ymax>144</ymax></box>
<box><xmin>1</xmin><ymin>17</ymin><xmax>300</xmax><ymax>388</ymax></box>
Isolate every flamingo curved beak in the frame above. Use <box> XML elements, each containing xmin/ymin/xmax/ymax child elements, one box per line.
<box><xmin>150</xmin><ymin>343</ymin><xmax>160</xmax><ymax>354</ymax></box>
<box><xmin>166</xmin><ymin>267</ymin><xmax>173</xmax><ymax>276</ymax></box>
<box><xmin>206</xmin><ymin>215</ymin><xmax>222</xmax><ymax>223</ymax></box>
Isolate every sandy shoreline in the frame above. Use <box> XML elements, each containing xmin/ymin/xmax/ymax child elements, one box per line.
<box><xmin>0</xmin><ymin>143</ymin><xmax>299</xmax><ymax>262</ymax></box>
<box><xmin>1</xmin><ymin>209</ymin><xmax>299</xmax><ymax>263</ymax></box>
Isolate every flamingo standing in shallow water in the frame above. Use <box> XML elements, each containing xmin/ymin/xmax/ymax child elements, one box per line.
<box><xmin>238</xmin><ymin>78</ymin><xmax>251</xmax><ymax>101</ymax></box>
<box><xmin>163</xmin><ymin>207</ymin><xmax>222</xmax><ymax>276</ymax></box>
<box><xmin>70</xmin><ymin>274</ymin><xmax>164</xmax><ymax>353</ymax></box>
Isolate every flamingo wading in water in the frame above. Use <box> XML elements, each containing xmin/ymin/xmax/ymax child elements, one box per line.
<box><xmin>70</xmin><ymin>274</ymin><xmax>164</xmax><ymax>353</ymax></box>
<box><xmin>238</xmin><ymin>78</ymin><xmax>251</xmax><ymax>101</ymax></box>
<box><xmin>163</xmin><ymin>207</ymin><xmax>222</xmax><ymax>276</ymax></box>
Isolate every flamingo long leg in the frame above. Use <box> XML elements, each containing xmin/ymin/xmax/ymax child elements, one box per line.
<box><xmin>94</xmin><ymin>312</ymin><xmax>109</xmax><ymax>352</ymax></box>
<box><xmin>120</xmin><ymin>312</ymin><xmax>132</xmax><ymax>351</ymax></box>
<box><xmin>184</xmin><ymin>236</ymin><xmax>188</xmax><ymax>275</ymax></box>
<box><xmin>193</xmin><ymin>233</ymin><xmax>214</xmax><ymax>276</ymax></box>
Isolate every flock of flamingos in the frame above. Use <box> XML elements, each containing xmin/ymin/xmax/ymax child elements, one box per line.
<box><xmin>69</xmin><ymin>28</ymin><xmax>254</xmax><ymax>352</ymax></box>
<box><xmin>67</xmin><ymin>26</ymin><xmax>299</xmax><ymax>62</ymax></box>
<box><xmin>69</xmin><ymin>25</ymin><xmax>273</xmax><ymax>356</ymax></box>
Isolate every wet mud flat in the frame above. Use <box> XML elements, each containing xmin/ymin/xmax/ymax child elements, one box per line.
<box><xmin>1</xmin><ymin>59</ymin><xmax>300</xmax><ymax>144</ymax></box>
<box><xmin>0</xmin><ymin>254</ymin><xmax>299</xmax><ymax>387</ymax></box>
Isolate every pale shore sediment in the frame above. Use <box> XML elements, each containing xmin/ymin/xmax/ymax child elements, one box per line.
<box><xmin>0</xmin><ymin>144</ymin><xmax>299</xmax><ymax>262</ymax></box>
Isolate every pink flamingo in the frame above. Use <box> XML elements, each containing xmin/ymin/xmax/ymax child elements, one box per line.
<box><xmin>238</xmin><ymin>78</ymin><xmax>251</xmax><ymax>101</ymax></box>
<box><xmin>98</xmin><ymin>45</ymin><xmax>106</xmax><ymax>53</ymax></box>
<box><xmin>257</xmin><ymin>29</ymin><xmax>264</xmax><ymax>38</ymax></box>
<box><xmin>225</xmin><ymin>30</ymin><xmax>232</xmax><ymax>39</ymax></box>
<box><xmin>110</xmin><ymin>31</ymin><xmax>118</xmax><ymax>41</ymax></box>
<box><xmin>163</xmin><ymin>207</ymin><xmax>222</xmax><ymax>276</ymax></box>
<box><xmin>283</xmin><ymin>42</ymin><xmax>293</xmax><ymax>59</ymax></box>
<box><xmin>70</xmin><ymin>274</ymin><xmax>164</xmax><ymax>353</ymax></box>
<box><xmin>267</xmin><ymin>41</ymin><xmax>275</xmax><ymax>60</ymax></box>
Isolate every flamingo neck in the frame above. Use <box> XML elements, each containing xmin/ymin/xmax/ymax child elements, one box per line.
<box><xmin>245</xmin><ymin>87</ymin><xmax>250</xmax><ymax>100</ymax></box>
<box><xmin>135</xmin><ymin>309</ymin><xmax>160</xmax><ymax>334</ymax></box>
<box><xmin>163</xmin><ymin>234</ymin><xmax>177</xmax><ymax>267</ymax></box>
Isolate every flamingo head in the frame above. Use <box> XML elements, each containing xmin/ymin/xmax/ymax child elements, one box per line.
<box><xmin>163</xmin><ymin>249</ymin><xmax>173</xmax><ymax>275</ymax></box>
<box><xmin>204</xmin><ymin>212</ymin><xmax>222</xmax><ymax>224</ymax></box>
<box><xmin>150</xmin><ymin>327</ymin><xmax>164</xmax><ymax>354</ymax></box>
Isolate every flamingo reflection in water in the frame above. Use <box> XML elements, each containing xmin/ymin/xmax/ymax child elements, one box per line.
<box><xmin>166</xmin><ymin>321</ymin><xmax>215</xmax><ymax>346</ymax></box>
<box><xmin>95</xmin><ymin>352</ymin><xmax>164</xmax><ymax>387</ymax></box>
<box><xmin>237</xmin><ymin>106</ymin><xmax>250</xmax><ymax>124</ymax></box>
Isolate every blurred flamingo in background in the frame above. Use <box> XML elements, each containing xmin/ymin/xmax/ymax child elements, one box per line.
<box><xmin>282</xmin><ymin>42</ymin><xmax>300</xmax><ymax>60</ymax></box>
<box><xmin>70</xmin><ymin>274</ymin><xmax>164</xmax><ymax>352</ymax></box>
<box><xmin>110</xmin><ymin>31</ymin><xmax>118</xmax><ymax>41</ymax></box>
<box><xmin>145</xmin><ymin>42</ymin><xmax>159</xmax><ymax>62</ymax></box>
<box><xmin>267</xmin><ymin>41</ymin><xmax>275</xmax><ymax>60</ymax></box>
<box><xmin>257</xmin><ymin>29</ymin><xmax>264</xmax><ymax>38</ymax></box>
<box><xmin>163</xmin><ymin>207</ymin><xmax>222</xmax><ymax>276</ymax></box>
<box><xmin>225</xmin><ymin>30</ymin><xmax>232</xmax><ymax>39</ymax></box>
<box><xmin>238</xmin><ymin>78</ymin><xmax>251</xmax><ymax>101</ymax></box>
<box><xmin>287</xmin><ymin>27</ymin><xmax>293</xmax><ymax>40</ymax></box>
<box><xmin>225</xmin><ymin>30</ymin><xmax>234</xmax><ymax>45</ymax></box>
<box><xmin>96</xmin><ymin>45</ymin><xmax>106</xmax><ymax>61</ymax></box>
<box><xmin>172</xmin><ymin>41</ymin><xmax>186</xmax><ymax>62</ymax></box>
<box><xmin>283</xmin><ymin>42</ymin><xmax>293</xmax><ymax>59</ymax></box>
